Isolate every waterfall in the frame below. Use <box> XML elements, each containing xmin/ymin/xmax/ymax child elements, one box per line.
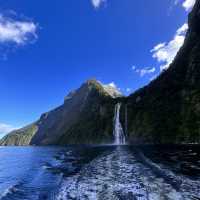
<box><xmin>125</xmin><ymin>104</ymin><xmax>128</xmax><ymax>136</ymax></box>
<box><xmin>113</xmin><ymin>103</ymin><xmax>126</xmax><ymax>145</ymax></box>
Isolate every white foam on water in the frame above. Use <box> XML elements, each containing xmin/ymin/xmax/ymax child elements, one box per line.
<box><xmin>56</xmin><ymin>147</ymin><xmax>190</xmax><ymax>200</ymax></box>
<box><xmin>139</xmin><ymin>152</ymin><xmax>200</xmax><ymax>200</ymax></box>
<box><xmin>0</xmin><ymin>183</ymin><xmax>21</xmax><ymax>200</ymax></box>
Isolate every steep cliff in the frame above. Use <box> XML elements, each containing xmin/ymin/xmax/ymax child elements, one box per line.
<box><xmin>124</xmin><ymin>0</ymin><xmax>200</xmax><ymax>144</ymax></box>
<box><xmin>0</xmin><ymin>80</ymin><xmax>121</xmax><ymax>145</ymax></box>
<box><xmin>0</xmin><ymin>124</ymin><xmax>38</xmax><ymax>146</ymax></box>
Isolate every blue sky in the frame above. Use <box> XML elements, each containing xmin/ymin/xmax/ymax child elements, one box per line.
<box><xmin>0</xmin><ymin>0</ymin><xmax>196</xmax><ymax>137</ymax></box>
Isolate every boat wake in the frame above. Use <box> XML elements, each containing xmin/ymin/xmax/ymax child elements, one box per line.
<box><xmin>0</xmin><ymin>182</ymin><xmax>23</xmax><ymax>200</ymax></box>
<box><xmin>56</xmin><ymin>146</ymin><xmax>199</xmax><ymax>200</ymax></box>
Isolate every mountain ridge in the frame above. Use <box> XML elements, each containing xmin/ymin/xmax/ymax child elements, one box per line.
<box><xmin>0</xmin><ymin>79</ymin><xmax>120</xmax><ymax>145</ymax></box>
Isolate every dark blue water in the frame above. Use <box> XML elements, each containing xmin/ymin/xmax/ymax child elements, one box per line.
<box><xmin>0</xmin><ymin>145</ymin><xmax>200</xmax><ymax>200</ymax></box>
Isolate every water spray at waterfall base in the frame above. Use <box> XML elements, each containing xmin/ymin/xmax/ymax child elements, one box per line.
<box><xmin>113</xmin><ymin>103</ymin><xmax>126</xmax><ymax>145</ymax></box>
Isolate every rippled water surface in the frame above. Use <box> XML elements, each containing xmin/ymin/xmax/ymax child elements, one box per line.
<box><xmin>0</xmin><ymin>145</ymin><xmax>200</xmax><ymax>200</ymax></box>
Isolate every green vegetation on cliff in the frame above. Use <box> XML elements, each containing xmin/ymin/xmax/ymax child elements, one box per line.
<box><xmin>122</xmin><ymin>0</ymin><xmax>200</xmax><ymax>144</ymax></box>
<box><xmin>0</xmin><ymin>124</ymin><xmax>38</xmax><ymax>146</ymax></box>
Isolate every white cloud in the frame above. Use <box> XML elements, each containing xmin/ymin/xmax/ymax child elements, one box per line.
<box><xmin>174</xmin><ymin>0</ymin><xmax>180</xmax><ymax>5</ymax></box>
<box><xmin>151</xmin><ymin>23</ymin><xmax>188</xmax><ymax>71</ymax></box>
<box><xmin>176</xmin><ymin>23</ymin><xmax>188</xmax><ymax>34</ymax></box>
<box><xmin>150</xmin><ymin>73</ymin><xmax>159</xmax><ymax>81</ymax></box>
<box><xmin>107</xmin><ymin>82</ymin><xmax>116</xmax><ymax>88</ymax></box>
<box><xmin>91</xmin><ymin>0</ymin><xmax>106</xmax><ymax>8</ymax></box>
<box><xmin>151</xmin><ymin>43</ymin><xmax>166</xmax><ymax>52</ymax></box>
<box><xmin>0</xmin><ymin>14</ymin><xmax>38</xmax><ymax>45</ymax></box>
<box><xmin>182</xmin><ymin>0</ymin><xmax>196</xmax><ymax>11</ymax></box>
<box><xmin>132</xmin><ymin>65</ymin><xmax>136</xmax><ymax>70</ymax></box>
<box><xmin>173</xmin><ymin>0</ymin><xmax>195</xmax><ymax>11</ymax></box>
<box><xmin>100</xmin><ymin>81</ymin><xmax>122</xmax><ymax>97</ymax></box>
<box><xmin>0</xmin><ymin>123</ymin><xmax>16</xmax><ymax>137</ymax></box>
<box><xmin>106</xmin><ymin>82</ymin><xmax>122</xmax><ymax>92</ymax></box>
<box><xmin>132</xmin><ymin>66</ymin><xmax>156</xmax><ymax>77</ymax></box>
<box><xmin>126</xmin><ymin>88</ymin><xmax>131</xmax><ymax>92</ymax></box>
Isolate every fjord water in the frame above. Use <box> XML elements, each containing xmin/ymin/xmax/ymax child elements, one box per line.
<box><xmin>0</xmin><ymin>145</ymin><xmax>200</xmax><ymax>200</ymax></box>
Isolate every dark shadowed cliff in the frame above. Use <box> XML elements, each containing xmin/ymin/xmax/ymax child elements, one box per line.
<box><xmin>123</xmin><ymin>0</ymin><xmax>200</xmax><ymax>144</ymax></box>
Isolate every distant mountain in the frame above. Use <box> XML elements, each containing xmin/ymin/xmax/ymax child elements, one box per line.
<box><xmin>0</xmin><ymin>80</ymin><xmax>122</xmax><ymax>145</ymax></box>
<box><xmin>1</xmin><ymin>0</ymin><xmax>200</xmax><ymax>145</ymax></box>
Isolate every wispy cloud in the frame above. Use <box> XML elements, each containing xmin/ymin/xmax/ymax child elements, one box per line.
<box><xmin>182</xmin><ymin>0</ymin><xmax>196</xmax><ymax>11</ymax></box>
<box><xmin>152</xmin><ymin>0</ymin><xmax>194</xmax><ymax>72</ymax></box>
<box><xmin>101</xmin><ymin>81</ymin><xmax>122</xmax><ymax>97</ymax></box>
<box><xmin>103</xmin><ymin>82</ymin><xmax>121</xmax><ymax>92</ymax></box>
<box><xmin>107</xmin><ymin>82</ymin><xmax>117</xmax><ymax>88</ymax></box>
<box><xmin>174</xmin><ymin>0</ymin><xmax>195</xmax><ymax>11</ymax></box>
<box><xmin>0</xmin><ymin>123</ymin><xmax>17</xmax><ymax>137</ymax></box>
<box><xmin>0</xmin><ymin>13</ymin><xmax>38</xmax><ymax>45</ymax></box>
<box><xmin>126</xmin><ymin>88</ymin><xmax>131</xmax><ymax>92</ymax></box>
<box><xmin>151</xmin><ymin>23</ymin><xmax>188</xmax><ymax>71</ymax></box>
<box><xmin>132</xmin><ymin>65</ymin><xmax>156</xmax><ymax>77</ymax></box>
<box><xmin>150</xmin><ymin>73</ymin><xmax>160</xmax><ymax>81</ymax></box>
<box><xmin>91</xmin><ymin>0</ymin><xmax>106</xmax><ymax>8</ymax></box>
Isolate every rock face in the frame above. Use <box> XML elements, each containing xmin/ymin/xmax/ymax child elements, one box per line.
<box><xmin>0</xmin><ymin>80</ymin><xmax>121</xmax><ymax>145</ymax></box>
<box><xmin>0</xmin><ymin>124</ymin><xmax>38</xmax><ymax>146</ymax></box>
<box><xmin>123</xmin><ymin>0</ymin><xmax>200</xmax><ymax>144</ymax></box>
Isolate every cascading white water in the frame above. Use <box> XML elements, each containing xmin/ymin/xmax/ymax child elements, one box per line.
<box><xmin>113</xmin><ymin>103</ymin><xmax>126</xmax><ymax>145</ymax></box>
<box><xmin>125</xmin><ymin>104</ymin><xmax>128</xmax><ymax>136</ymax></box>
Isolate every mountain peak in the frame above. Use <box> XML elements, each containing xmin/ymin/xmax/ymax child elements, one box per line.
<box><xmin>101</xmin><ymin>82</ymin><xmax>122</xmax><ymax>98</ymax></box>
<box><xmin>85</xmin><ymin>78</ymin><xmax>99</xmax><ymax>85</ymax></box>
<box><xmin>85</xmin><ymin>79</ymin><xmax>122</xmax><ymax>98</ymax></box>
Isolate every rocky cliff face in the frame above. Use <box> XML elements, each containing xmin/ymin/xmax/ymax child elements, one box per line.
<box><xmin>0</xmin><ymin>124</ymin><xmax>38</xmax><ymax>146</ymax></box>
<box><xmin>0</xmin><ymin>80</ymin><xmax>121</xmax><ymax>145</ymax></box>
<box><xmin>123</xmin><ymin>0</ymin><xmax>200</xmax><ymax>144</ymax></box>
